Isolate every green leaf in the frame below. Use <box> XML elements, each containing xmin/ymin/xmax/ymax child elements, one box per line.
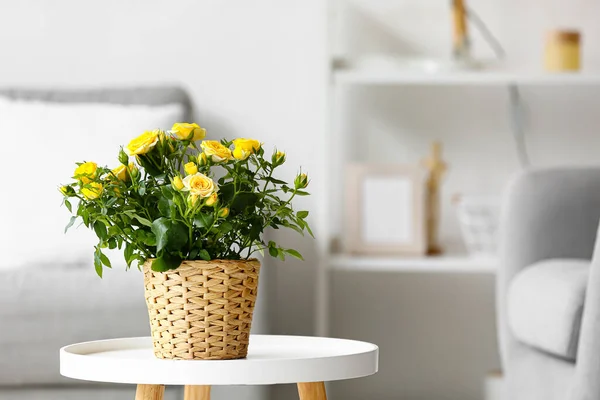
<box><xmin>305</xmin><ymin>223</ymin><xmax>314</xmax><ymax>238</ymax></box>
<box><xmin>93</xmin><ymin>248</ymin><xmax>103</xmax><ymax>278</ymax></box>
<box><xmin>133</xmin><ymin>215</ymin><xmax>153</xmax><ymax>227</ymax></box>
<box><xmin>219</xmin><ymin>222</ymin><xmax>233</xmax><ymax>234</ymax></box>
<box><xmin>100</xmin><ymin>252</ymin><xmax>112</xmax><ymax>268</ymax></box>
<box><xmin>295</xmin><ymin>190</ymin><xmax>310</xmax><ymax>196</ymax></box>
<box><xmin>268</xmin><ymin>246</ymin><xmax>278</xmax><ymax>258</ymax></box>
<box><xmin>64</xmin><ymin>199</ymin><xmax>72</xmax><ymax>213</ymax></box>
<box><xmin>285</xmin><ymin>249</ymin><xmax>304</xmax><ymax>260</ymax></box>
<box><xmin>151</xmin><ymin>252</ymin><xmax>183</xmax><ymax>272</ymax></box>
<box><xmin>152</xmin><ymin>217</ymin><xmax>188</xmax><ymax>253</ymax></box>
<box><xmin>194</xmin><ymin>213</ymin><xmax>214</xmax><ymax>228</ymax></box>
<box><xmin>287</xmin><ymin>223</ymin><xmax>305</xmax><ymax>236</ymax></box>
<box><xmin>93</xmin><ymin>221</ymin><xmax>108</xmax><ymax>240</ymax></box>
<box><xmin>136</xmin><ymin>155</ymin><xmax>162</xmax><ymax>177</ymax></box>
<box><xmin>248</xmin><ymin>222</ymin><xmax>263</xmax><ymax>241</ymax></box>
<box><xmin>264</xmin><ymin>177</ymin><xmax>288</xmax><ymax>185</ymax></box>
<box><xmin>231</xmin><ymin>192</ymin><xmax>259</xmax><ymax>212</ymax></box>
<box><xmin>135</xmin><ymin>229</ymin><xmax>157</xmax><ymax>246</ymax></box>
<box><xmin>158</xmin><ymin>198</ymin><xmax>171</xmax><ymax>218</ymax></box>
<box><xmin>138</xmin><ymin>181</ymin><xmax>146</xmax><ymax>196</ymax></box>
<box><xmin>161</xmin><ymin>185</ymin><xmax>174</xmax><ymax>200</ymax></box>
<box><xmin>124</xmin><ymin>243</ymin><xmax>134</xmax><ymax>267</ymax></box>
<box><xmin>297</xmin><ymin>210</ymin><xmax>309</xmax><ymax>219</ymax></box>
<box><xmin>198</xmin><ymin>249</ymin><xmax>211</xmax><ymax>261</ymax></box>
<box><xmin>219</xmin><ymin>183</ymin><xmax>235</xmax><ymax>202</ymax></box>
<box><xmin>64</xmin><ymin>216</ymin><xmax>77</xmax><ymax>233</ymax></box>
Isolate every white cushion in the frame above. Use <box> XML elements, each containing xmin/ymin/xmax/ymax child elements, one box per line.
<box><xmin>0</xmin><ymin>97</ymin><xmax>184</xmax><ymax>270</ymax></box>
<box><xmin>0</xmin><ymin>268</ymin><xmax>148</xmax><ymax>384</ymax></box>
<box><xmin>508</xmin><ymin>258</ymin><xmax>589</xmax><ymax>360</ymax></box>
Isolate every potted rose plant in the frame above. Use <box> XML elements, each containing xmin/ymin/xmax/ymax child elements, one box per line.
<box><xmin>61</xmin><ymin>123</ymin><xmax>312</xmax><ymax>360</ymax></box>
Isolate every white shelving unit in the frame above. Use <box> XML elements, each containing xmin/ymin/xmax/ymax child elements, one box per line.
<box><xmin>314</xmin><ymin>2</ymin><xmax>600</xmax><ymax>337</ymax></box>
<box><xmin>330</xmin><ymin>254</ymin><xmax>498</xmax><ymax>273</ymax></box>
<box><xmin>334</xmin><ymin>67</ymin><xmax>600</xmax><ymax>86</ymax></box>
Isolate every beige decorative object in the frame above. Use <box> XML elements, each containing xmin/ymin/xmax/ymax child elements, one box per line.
<box><xmin>545</xmin><ymin>29</ymin><xmax>581</xmax><ymax>72</ymax></box>
<box><xmin>421</xmin><ymin>141</ymin><xmax>448</xmax><ymax>255</ymax></box>
<box><xmin>143</xmin><ymin>259</ymin><xmax>260</xmax><ymax>360</ymax></box>
<box><xmin>451</xmin><ymin>0</ymin><xmax>470</xmax><ymax>60</ymax></box>
<box><xmin>345</xmin><ymin>164</ymin><xmax>426</xmax><ymax>256</ymax></box>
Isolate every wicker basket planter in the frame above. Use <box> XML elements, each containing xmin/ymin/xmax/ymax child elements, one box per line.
<box><xmin>143</xmin><ymin>259</ymin><xmax>261</xmax><ymax>360</ymax></box>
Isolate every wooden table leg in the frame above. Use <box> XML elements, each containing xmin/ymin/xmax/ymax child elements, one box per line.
<box><xmin>184</xmin><ymin>385</ymin><xmax>211</xmax><ymax>400</ymax></box>
<box><xmin>297</xmin><ymin>382</ymin><xmax>327</xmax><ymax>400</ymax></box>
<box><xmin>135</xmin><ymin>384</ymin><xmax>165</xmax><ymax>400</ymax></box>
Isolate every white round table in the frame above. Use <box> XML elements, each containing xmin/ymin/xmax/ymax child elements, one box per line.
<box><xmin>60</xmin><ymin>335</ymin><xmax>378</xmax><ymax>400</ymax></box>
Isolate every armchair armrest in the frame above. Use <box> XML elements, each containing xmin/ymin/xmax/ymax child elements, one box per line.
<box><xmin>572</xmin><ymin>225</ymin><xmax>600</xmax><ymax>399</ymax></box>
<box><xmin>498</xmin><ymin>167</ymin><xmax>600</xmax><ymax>366</ymax></box>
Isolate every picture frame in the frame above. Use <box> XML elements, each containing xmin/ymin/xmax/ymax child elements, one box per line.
<box><xmin>345</xmin><ymin>164</ymin><xmax>426</xmax><ymax>256</ymax></box>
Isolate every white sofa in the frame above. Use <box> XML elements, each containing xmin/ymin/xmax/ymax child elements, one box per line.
<box><xmin>0</xmin><ymin>87</ymin><xmax>191</xmax><ymax>400</ymax></box>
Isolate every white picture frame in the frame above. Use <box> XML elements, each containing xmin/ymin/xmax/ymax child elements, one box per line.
<box><xmin>345</xmin><ymin>164</ymin><xmax>426</xmax><ymax>256</ymax></box>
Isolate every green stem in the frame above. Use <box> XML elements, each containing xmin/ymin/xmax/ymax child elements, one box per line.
<box><xmin>260</xmin><ymin>164</ymin><xmax>274</xmax><ymax>193</ymax></box>
<box><xmin>263</xmin><ymin>189</ymin><xmax>297</xmax><ymax>230</ymax></box>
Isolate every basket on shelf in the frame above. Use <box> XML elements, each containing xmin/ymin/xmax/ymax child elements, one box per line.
<box><xmin>143</xmin><ymin>259</ymin><xmax>261</xmax><ymax>360</ymax></box>
<box><xmin>454</xmin><ymin>196</ymin><xmax>500</xmax><ymax>257</ymax></box>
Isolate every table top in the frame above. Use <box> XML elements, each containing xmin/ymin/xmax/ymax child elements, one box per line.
<box><xmin>60</xmin><ymin>335</ymin><xmax>379</xmax><ymax>385</ymax></box>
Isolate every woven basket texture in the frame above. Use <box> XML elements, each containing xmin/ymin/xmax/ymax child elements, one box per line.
<box><xmin>143</xmin><ymin>259</ymin><xmax>260</xmax><ymax>360</ymax></box>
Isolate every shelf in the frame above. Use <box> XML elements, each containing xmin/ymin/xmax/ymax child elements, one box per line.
<box><xmin>330</xmin><ymin>254</ymin><xmax>498</xmax><ymax>273</ymax></box>
<box><xmin>334</xmin><ymin>68</ymin><xmax>600</xmax><ymax>86</ymax></box>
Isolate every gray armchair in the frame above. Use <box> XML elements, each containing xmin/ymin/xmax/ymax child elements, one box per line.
<box><xmin>499</xmin><ymin>166</ymin><xmax>600</xmax><ymax>400</ymax></box>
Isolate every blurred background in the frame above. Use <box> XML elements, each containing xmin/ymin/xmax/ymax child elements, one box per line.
<box><xmin>0</xmin><ymin>0</ymin><xmax>599</xmax><ymax>399</ymax></box>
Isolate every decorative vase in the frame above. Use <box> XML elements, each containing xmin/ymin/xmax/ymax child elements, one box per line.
<box><xmin>143</xmin><ymin>259</ymin><xmax>261</xmax><ymax>360</ymax></box>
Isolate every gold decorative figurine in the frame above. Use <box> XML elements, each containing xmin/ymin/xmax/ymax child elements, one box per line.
<box><xmin>422</xmin><ymin>141</ymin><xmax>448</xmax><ymax>255</ymax></box>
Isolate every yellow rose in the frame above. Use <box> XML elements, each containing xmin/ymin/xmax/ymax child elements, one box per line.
<box><xmin>59</xmin><ymin>185</ymin><xmax>72</xmax><ymax>196</ymax></box>
<box><xmin>184</xmin><ymin>161</ymin><xmax>198</xmax><ymax>176</ymax></box>
<box><xmin>128</xmin><ymin>163</ymin><xmax>139</xmax><ymax>180</ymax></box>
<box><xmin>219</xmin><ymin>207</ymin><xmax>229</xmax><ymax>218</ymax></box>
<box><xmin>125</xmin><ymin>130</ymin><xmax>159</xmax><ymax>155</ymax></box>
<box><xmin>182</xmin><ymin>172</ymin><xmax>217</xmax><ymax>198</ymax></box>
<box><xmin>198</xmin><ymin>152</ymin><xmax>208</xmax><ymax>166</ymax></box>
<box><xmin>201</xmin><ymin>140</ymin><xmax>233</xmax><ymax>162</ymax></box>
<box><xmin>111</xmin><ymin>164</ymin><xmax>128</xmax><ymax>182</ymax></box>
<box><xmin>81</xmin><ymin>182</ymin><xmax>103</xmax><ymax>200</ymax></box>
<box><xmin>232</xmin><ymin>138</ymin><xmax>261</xmax><ymax>160</ymax></box>
<box><xmin>171</xmin><ymin>123</ymin><xmax>206</xmax><ymax>142</ymax></box>
<box><xmin>273</xmin><ymin>150</ymin><xmax>286</xmax><ymax>165</ymax></box>
<box><xmin>188</xmin><ymin>194</ymin><xmax>199</xmax><ymax>207</ymax></box>
<box><xmin>172</xmin><ymin>176</ymin><xmax>184</xmax><ymax>191</ymax></box>
<box><xmin>295</xmin><ymin>173</ymin><xmax>309</xmax><ymax>189</ymax></box>
<box><xmin>110</xmin><ymin>162</ymin><xmax>137</xmax><ymax>182</ymax></box>
<box><xmin>74</xmin><ymin>162</ymin><xmax>97</xmax><ymax>183</ymax></box>
<box><xmin>205</xmin><ymin>192</ymin><xmax>218</xmax><ymax>207</ymax></box>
